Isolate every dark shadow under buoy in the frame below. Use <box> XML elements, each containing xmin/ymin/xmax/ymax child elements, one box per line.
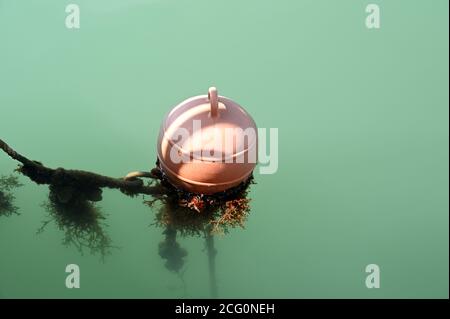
<box><xmin>147</xmin><ymin>163</ymin><xmax>254</xmax><ymax>298</ymax></box>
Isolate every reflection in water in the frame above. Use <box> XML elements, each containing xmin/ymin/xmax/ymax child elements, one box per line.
<box><xmin>159</xmin><ymin>226</ymin><xmax>188</xmax><ymax>297</ymax></box>
<box><xmin>0</xmin><ymin>168</ymin><xmax>253</xmax><ymax>297</ymax></box>
<box><xmin>1</xmin><ymin>136</ymin><xmax>254</xmax><ymax>297</ymax></box>
<box><xmin>204</xmin><ymin>228</ymin><xmax>218</xmax><ymax>299</ymax></box>
<box><xmin>38</xmin><ymin>184</ymin><xmax>113</xmax><ymax>257</ymax></box>
<box><xmin>148</xmin><ymin>168</ymin><xmax>254</xmax><ymax>298</ymax></box>
<box><xmin>0</xmin><ymin>175</ymin><xmax>22</xmax><ymax>217</ymax></box>
<box><xmin>158</xmin><ymin>227</ymin><xmax>188</xmax><ymax>273</ymax></box>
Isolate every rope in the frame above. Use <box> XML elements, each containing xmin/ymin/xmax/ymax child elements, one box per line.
<box><xmin>0</xmin><ymin>138</ymin><xmax>164</xmax><ymax>196</ymax></box>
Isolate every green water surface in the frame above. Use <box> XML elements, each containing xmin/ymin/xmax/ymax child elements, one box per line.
<box><xmin>0</xmin><ymin>0</ymin><xmax>448</xmax><ymax>298</ymax></box>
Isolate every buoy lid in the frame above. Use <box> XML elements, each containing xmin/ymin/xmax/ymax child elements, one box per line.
<box><xmin>161</xmin><ymin>87</ymin><xmax>257</xmax><ymax>162</ymax></box>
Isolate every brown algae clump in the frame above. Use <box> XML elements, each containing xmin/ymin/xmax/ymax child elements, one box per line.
<box><xmin>147</xmin><ymin>163</ymin><xmax>253</xmax><ymax>237</ymax></box>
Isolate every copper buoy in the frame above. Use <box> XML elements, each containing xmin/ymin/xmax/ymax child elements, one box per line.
<box><xmin>157</xmin><ymin>87</ymin><xmax>257</xmax><ymax>194</ymax></box>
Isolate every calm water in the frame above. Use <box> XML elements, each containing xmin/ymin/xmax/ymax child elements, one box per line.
<box><xmin>0</xmin><ymin>0</ymin><xmax>448</xmax><ymax>298</ymax></box>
